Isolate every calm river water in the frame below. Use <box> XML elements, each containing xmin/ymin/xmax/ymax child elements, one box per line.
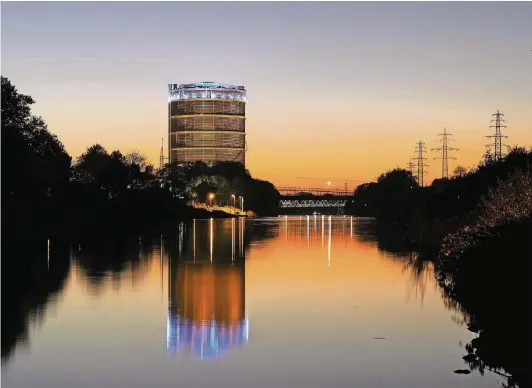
<box><xmin>2</xmin><ymin>217</ymin><xmax>504</xmax><ymax>388</ymax></box>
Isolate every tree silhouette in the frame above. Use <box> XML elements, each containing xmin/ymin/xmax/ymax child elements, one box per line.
<box><xmin>347</xmin><ymin>169</ymin><xmax>420</xmax><ymax>225</ymax></box>
<box><xmin>453</xmin><ymin>165</ymin><xmax>467</xmax><ymax>177</ymax></box>
<box><xmin>2</xmin><ymin>76</ymin><xmax>71</xmax><ymax>236</ymax></box>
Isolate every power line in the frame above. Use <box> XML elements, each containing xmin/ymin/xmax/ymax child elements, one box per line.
<box><xmin>486</xmin><ymin>109</ymin><xmax>508</xmax><ymax>161</ymax></box>
<box><xmin>432</xmin><ymin>128</ymin><xmax>458</xmax><ymax>179</ymax></box>
<box><xmin>411</xmin><ymin>140</ymin><xmax>429</xmax><ymax>186</ymax></box>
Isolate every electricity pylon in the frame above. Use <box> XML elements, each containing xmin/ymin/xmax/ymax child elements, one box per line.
<box><xmin>486</xmin><ymin>110</ymin><xmax>508</xmax><ymax>161</ymax></box>
<box><xmin>432</xmin><ymin>128</ymin><xmax>458</xmax><ymax>179</ymax></box>
<box><xmin>411</xmin><ymin>141</ymin><xmax>429</xmax><ymax>186</ymax></box>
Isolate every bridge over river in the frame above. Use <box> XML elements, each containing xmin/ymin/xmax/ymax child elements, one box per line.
<box><xmin>277</xmin><ymin>187</ymin><xmax>353</xmax><ymax>211</ymax></box>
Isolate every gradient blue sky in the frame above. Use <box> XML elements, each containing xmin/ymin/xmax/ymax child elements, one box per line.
<box><xmin>2</xmin><ymin>2</ymin><xmax>531</xmax><ymax>187</ymax></box>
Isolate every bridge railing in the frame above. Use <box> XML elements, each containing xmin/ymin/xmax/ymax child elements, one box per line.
<box><xmin>279</xmin><ymin>198</ymin><xmax>348</xmax><ymax>208</ymax></box>
<box><xmin>277</xmin><ymin>187</ymin><xmax>352</xmax><ymax>196</ymax></box>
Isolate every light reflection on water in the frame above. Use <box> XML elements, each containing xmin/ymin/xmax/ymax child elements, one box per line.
<box><xmin>166</xmin><ymin>316</ymin><xmax>249</xmax><ymax>360</ymax></box>
<box><xmin>166</xmin><ymin>217</ymin><xmax>248</xmax><ymax>360</ymax></box>
<box><xmin>1</xmin><ymin>217</ymin><xmax>502</xmax><ymax>388</ymax></box>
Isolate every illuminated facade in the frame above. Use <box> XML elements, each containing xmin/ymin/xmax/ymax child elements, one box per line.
<box><xmin>168</xmin><ymin>82</ymin><xmax>247</xmax><ymax>165</ymax></box>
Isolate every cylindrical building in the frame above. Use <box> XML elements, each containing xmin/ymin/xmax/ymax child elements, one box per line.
<box><xmin>168</xmin><ymin>82</ymin><xmax>247</xmax><ymax>165</ymax></box>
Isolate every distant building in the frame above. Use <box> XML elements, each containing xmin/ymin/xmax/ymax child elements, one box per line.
<box><xmin>168</xmin><ymin>82</ymin><xmax>247</xmax><ymax>165</ymax></box>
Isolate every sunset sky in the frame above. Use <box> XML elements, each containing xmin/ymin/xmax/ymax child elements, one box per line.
<box><xmin>2</xmin><ymin>2</ymin><xmax>531</xmax><ymax>188</ymax></box>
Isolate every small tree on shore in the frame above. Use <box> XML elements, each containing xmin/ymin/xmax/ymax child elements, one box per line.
<box><xmin>453</xmin><ymin>166</ymin><xmax>467</xmax><ymax>177</ymax></box>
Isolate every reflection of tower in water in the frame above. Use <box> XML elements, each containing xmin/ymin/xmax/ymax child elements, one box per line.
<box><xmin>167</xmin><ymin>218</ymin><xmax>248</xmax><ymax>359</ymax></box>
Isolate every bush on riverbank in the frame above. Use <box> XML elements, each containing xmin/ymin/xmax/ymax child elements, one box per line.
<box><xmin>438</xmin><ymin>169</ymin><xmax>532</xmax><ymax>262</ymax></box>
<box><xmin>426</xmin><ymin>147</ymin><xmax>531</xmax><ymax>221</ymax></box>
<box><xmin>434</xmin><ymin>170</ymin><xmax>531</xmax><ymax>388</ymax></box>
<box><xmin>436</xmin><ymin>216</ymin><xmax>530</xmax><ymax>388</ymax></box>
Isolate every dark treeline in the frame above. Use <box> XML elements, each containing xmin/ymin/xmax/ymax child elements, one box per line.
<box><xmin>345</xmin><ymin>147</ymin><xmax>531</xmax><ymax>247</ymax></box>
<box><xmin>346</xmin><ymin>146</ymin><xmax>531</xmax><ymax>387</ymax></box>
<box><xmin>1</xmin><ymin>76</ymin><xmax>279</xmax><ymax>243</ymax></box>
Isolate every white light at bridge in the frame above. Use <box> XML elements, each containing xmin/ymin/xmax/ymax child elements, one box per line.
<box><xmin>327</xmin><ymin>216</ymin><xmax>332</xmax><ymax>268</ymax></box>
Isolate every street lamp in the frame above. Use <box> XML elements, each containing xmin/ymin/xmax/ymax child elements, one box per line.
<box><xmin>208</xmin><ymin>193</ymin><xmax>215</xmax><ymax>207</ymax></box>
<box><xmin>239</xmin><ymin>195</ymin><xmax>244</xmax><ymax>213</ymax></box>
<box><xmin>231</xmin><ymin>194</ymin><xmax>236</xmax><ymax>214</ymax></box>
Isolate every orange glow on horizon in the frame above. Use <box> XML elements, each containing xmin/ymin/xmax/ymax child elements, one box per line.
<box><xmin>51</xmin><ymin>110</ymin><xmax>530</xmax><ymax>190</ymax></box>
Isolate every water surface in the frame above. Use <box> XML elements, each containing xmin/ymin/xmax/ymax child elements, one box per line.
<box><xmin>2</xmin><ymin>217</ymin><xmax>504</xmax><ymax>388</ymax></box>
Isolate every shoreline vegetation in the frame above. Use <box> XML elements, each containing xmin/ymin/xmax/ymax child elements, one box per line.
<box><xmin>434</xmin><ymin>170</ymin><xmax>531</xmax><ymax>388</ymax></box>
<box><xmin>2</xmin><ymin>76</ymin><xmax>279</xmax><ymax>245</ymax></box>
<box><xmin>345</xmin><ymin>145</ymin><xmax>531</xmax><ymax>387</ymax></box>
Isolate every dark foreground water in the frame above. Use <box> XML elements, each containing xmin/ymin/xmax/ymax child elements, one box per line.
<box><xmin>2</xmin><ymin>217</ymin><xmax>504</xmax><ymax>388</ymax></box>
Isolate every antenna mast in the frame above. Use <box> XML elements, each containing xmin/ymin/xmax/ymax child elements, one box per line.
<box><xmin>159</xmin><ymin>138</ymin><xmax>169</xmax><ymax>171</ymax></box>
<box><xmin>159</xmin><ymin>138</ymin><xmax>164</xmax><ymax>171</ymax></box>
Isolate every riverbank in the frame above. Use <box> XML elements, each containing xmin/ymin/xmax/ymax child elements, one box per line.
<box><xmin>369</xmin><ymin>212</ymin><xmax>530</xmax><ymax>387</ymax></box>
<box><xmin>418</xmin><ymin>170</ymin><xmax>530</xmax><ymax>387</ymax></box>
<box><xmin>362</xmin><ymin>165</ymin><xmax>531</xmax><ymax>387</ymax></box>
<box><xmin>436</xmin><ymin>216</ymin><xmax>530</xmax><ymax>388</ymax></box>
<box><xmin>3</xmin><ymin>204</ymin><xmax>244</xmax><ymax>248</ymax></box>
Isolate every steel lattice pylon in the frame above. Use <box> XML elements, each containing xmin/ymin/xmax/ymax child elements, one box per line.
<box><xmin>486</xmin><ymin>110</ymin><xmax>508</xmax><ymax>161</ymax></box>
<box><xmin>432</xmin><ymin>128</ymin><xmax>458</xmax><ymax>179</ymax></box>
<box><xmin>411</xmin><ymin>141</ymin><xmax>428</xmax><ymax>186</ymax></box>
